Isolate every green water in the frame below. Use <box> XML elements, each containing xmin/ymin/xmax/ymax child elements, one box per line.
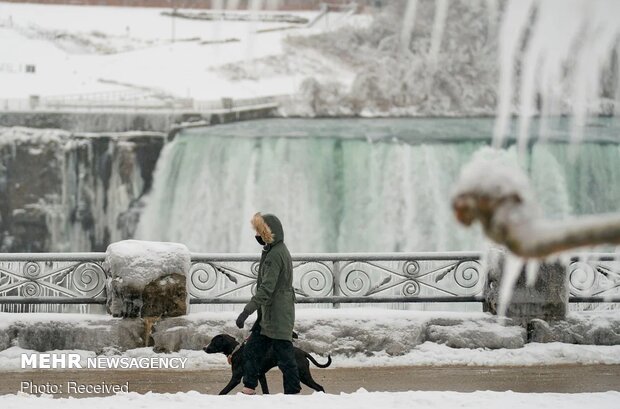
<box><xmin>136</xmin><ymin>118</ymin><xmax>620</xmax><ymax>253</ymax></box>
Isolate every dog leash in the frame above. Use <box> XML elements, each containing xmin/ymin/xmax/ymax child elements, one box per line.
<box><xmin>227</xmin><ymin>333</ymin><xmax>251</xmax><ymax>365</ymax></box>
<box><xmin>227</xmin><ymin>343</ymin><xmax>242</xmax><ymax>365</ymax></box>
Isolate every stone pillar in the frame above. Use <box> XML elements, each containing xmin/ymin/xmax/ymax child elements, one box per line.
<box><xmin>483</xmin><ymin>249</ymin><xmax>569</xmax><ymax>327</ymax></box>
<box><xmin>104</xmin><ymin>240</ymin><xmax>190</xmax><ymax>318</ymax></box>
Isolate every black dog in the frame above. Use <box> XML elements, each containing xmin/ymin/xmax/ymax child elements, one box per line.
<box><xmin>204</xmin><ymin>334</ymin><xmax>331</xmax><ymax>395</ymax></box>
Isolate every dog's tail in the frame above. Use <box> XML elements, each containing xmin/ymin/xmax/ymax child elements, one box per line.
<box><xmin>306</xmin><ymin>353</ymin><xmax>332</xmax><ymax>368</ymax></box>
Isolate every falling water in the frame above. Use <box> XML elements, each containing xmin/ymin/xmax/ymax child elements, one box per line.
<box><xmin>135</xmin><ymin>118</ymin><xmax>620</xmax><ymax>254</ymax></box>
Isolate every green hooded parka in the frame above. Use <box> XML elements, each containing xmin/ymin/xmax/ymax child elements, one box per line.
<box><xmin>244</xmin><ymin>214</ymin><xmax>295</xmax><ymax>341</ymax></box>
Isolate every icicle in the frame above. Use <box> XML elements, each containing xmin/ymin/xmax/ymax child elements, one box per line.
<box><xmin>497</xmin><ymin>254</ymin><xmax>523</xmax><ymax>317</ymax></box>
<box><xmin>428</xmin><ymin>0</ymin><xmax>449</xmax><ymax>66</ymax></box>
<box><xmin>484</xmin><ymin>0</ymin><xmax>499</xmax><ymax>38</ymax></box>
<box><xmin>525</xmin><ymin>259</ymin><xmax>540</xmax><ymax>287</ymax></box>
<box><xmin>493</xmin><ymin>0</ymin><xmax>535</xmax><ymax>149</ymax></box>
<box><xmin>498</xmin><ymin>0</ymin><xmax>620</xmax><ymax>152</ymax></box>
<box><xmin>400</xmin><ymin>0</ymin><xmax>419</xmax><ymax>55</ymax></box>
<box><xmin>559</xmin><ymin>252</ymin><xmax>572</xmax><ymax>269</ymax></box>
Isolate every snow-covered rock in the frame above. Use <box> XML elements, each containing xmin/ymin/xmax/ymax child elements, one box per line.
<box><xmin>0</xmin><ymin>315</ymin><xmax>145</xmax><ymax>353</ymax></box>
<box><xmin>0</xmin><ymin>328</ymin><xmax>11</xmax><ymax>351</ymax></box>
<box><xmin>426</xmin><ymin>319</ymin><xmax>526</xmax><ymax>349</ymax></box>
<box><xmin>104</xmin><ymin>240</ymin><xmax>191</xmax><ymax>318</ymax></box>
<box><xmin>150</xmin><ymin>316</ymin><xmax>235</xmax><ymax>353</ymax></box>
<box><xmin>1</xmin><ymin>310</ymin><xmax>620</xmax><ymax>367</ymax></box>
<box><xmin>293</xmin><ymin>317</ymin><xmax>426</xmax><ymax>357</ymax></box>
<box><xmin>529</xmin><ymin>312</ymin><xmax>620</xmax><ymax>345</ymax></box>
<box><xmin>15</xmin><ymin>319</ymin><xmax>144</xmax><ymax>352</ymax></box>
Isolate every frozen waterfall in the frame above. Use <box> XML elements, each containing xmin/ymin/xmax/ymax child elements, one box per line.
<box><xmin>135</xmin><ymin>118</ymin><xmax>620</xmax><ymax>254</ymax></box>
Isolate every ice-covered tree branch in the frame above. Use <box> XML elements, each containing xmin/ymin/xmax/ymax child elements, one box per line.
<box><xmin>452</xmin><ymin>148</ymin><xmax>620</xmax><ymax>258</ymax></box>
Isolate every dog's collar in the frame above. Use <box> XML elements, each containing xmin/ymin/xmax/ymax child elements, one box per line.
<box><xmin>227</xmin><ymin>343</ymin><xmax>242</xmax><ymax>365</ymax></box>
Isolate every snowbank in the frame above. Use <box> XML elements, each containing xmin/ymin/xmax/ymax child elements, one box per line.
<box><xmin>0</xmin><ymin>127</ymin><xmax>68</xmax><ymax>145</ymax></box>
<box><xmin>1</xmin><ymin>309</ymin><xmax>620</xmax><ymax>370</ymax></box>
<box><xmin>0</xmin><ymin>389</ymin><xmax>619</xmax><ymax>409</ymax></box>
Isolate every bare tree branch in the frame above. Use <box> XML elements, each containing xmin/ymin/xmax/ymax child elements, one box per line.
<box><xmin>452</xmin><ymin>148</ymin><xmax>620</xmax><ymax>258</ymax></box>
<box><xmin>452</xmin><ymin>192</ymin><xmax>620</xmax><ymax>258</ymax></box>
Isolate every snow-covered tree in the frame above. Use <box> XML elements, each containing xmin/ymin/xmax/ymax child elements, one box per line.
<box><xmin>288</xmin><ymin>0</ymin><xmax>499</xmax><ymax>116</ymax></box>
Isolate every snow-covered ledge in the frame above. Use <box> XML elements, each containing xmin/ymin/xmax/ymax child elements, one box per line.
<box><xmin>1</xmin><ymin>310</ymin><xmax>619</xmax><ymax>361</ymax></box>
<box><xmin>104</xmin><ymin>240</ymin><xmax>191</xmax><ymax>318</ymax></box>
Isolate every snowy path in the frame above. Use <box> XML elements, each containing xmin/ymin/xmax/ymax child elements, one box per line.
<box><xmin>1</xmin><ymin>365</ymin><xmax>619</xmax><ymax>397</ymax></box>
<box><xmin>1</xmin><ymin>389</ymin><xmax>619</xmax><ymax>409</ymax></box>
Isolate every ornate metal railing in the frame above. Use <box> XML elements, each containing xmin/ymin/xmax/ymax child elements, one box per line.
<box><xmin>188</xmin><ymin>252</ymin><xmax>485</xmax><ymax>304</ymax></box>
<box><xmin>0</xmin><ymin>252</ymin><xmax>619</xmax><ymax>306</ymax></box>
<box><xmin>567</xmin><ymin>254</ymin><xmax>620</xmax><ymax>302</ymax></box>
<box><xmin>0</xmin><ymin>253</ymin><xmax>107</xmax><ymax>305</ymax></box>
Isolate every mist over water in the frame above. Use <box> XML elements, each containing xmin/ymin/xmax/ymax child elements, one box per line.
<box><xmin>135</xmin><ymin>118</ymin><xmax>620</xmax><ymax>254</ymax></box>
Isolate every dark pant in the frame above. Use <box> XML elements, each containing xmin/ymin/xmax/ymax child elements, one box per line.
<box><xmin>243</xmin><ymin>332</ymin><xmax>301</xmax><ymax>394</ymax></box>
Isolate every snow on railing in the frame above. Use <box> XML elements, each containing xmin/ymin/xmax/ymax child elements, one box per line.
<box><xmin>0</xmin><ymin>252</ymin><xmax>618</xmax><ymax>309</ymax></box>
<box><xmin>192</xmin><ymin>95</ymin><xmax>283</xmax><ymax>113</ymax></box>
<box><xmin>0</xmin><ymin>94</ymin><xmax>282</xmax><ymax>114</ymax></box>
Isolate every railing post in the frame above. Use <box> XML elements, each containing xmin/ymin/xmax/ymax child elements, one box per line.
<box><xmin>332</xmin><ymin>261</ymin><xmax>341</xmax><ymax>309</ymax></box>
<box><xmin>483</xmin><ymin>249</ymin><xmax>569</xmax><ymax>328</ymax></box>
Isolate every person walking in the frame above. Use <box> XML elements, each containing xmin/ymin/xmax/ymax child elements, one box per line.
<box><xmin>235</xmin><ymin>212</ymin><xmax>301</xmax><ymax>395</ymax></box>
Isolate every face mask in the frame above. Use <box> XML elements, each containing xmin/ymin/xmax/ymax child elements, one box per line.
<box><xmin>255</xmin><ymin>235</ymin><xmax>266</xmax><ymax>246</ymax></box>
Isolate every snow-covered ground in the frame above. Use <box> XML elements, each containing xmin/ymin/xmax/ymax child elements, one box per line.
<box><xmin>0</xmin><ymin>3</ymin><xmax>368</xmax><ymax>101</ymax></box>
<box><xmin>1</xmin><ymin>390</ymin><xmax>619</xmax><ymax>409</ymax></box>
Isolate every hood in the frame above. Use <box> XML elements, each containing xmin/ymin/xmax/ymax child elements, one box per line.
<box><xmin>251</xmin><ymin>212</ymin><xmax>284</xmax><ymax>244</ymax></box>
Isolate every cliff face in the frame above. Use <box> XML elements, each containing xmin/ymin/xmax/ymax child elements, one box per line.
<box><xmin>0</xmin><ymin>127</ymin><xmax>165</xmax><ymax>252</ymax></box>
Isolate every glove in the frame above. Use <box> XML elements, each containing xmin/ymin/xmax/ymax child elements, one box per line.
<box><xmin>236</xmin><ymin>310</ymin><xmax>250</xmax><ymax>329</ymax></box>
